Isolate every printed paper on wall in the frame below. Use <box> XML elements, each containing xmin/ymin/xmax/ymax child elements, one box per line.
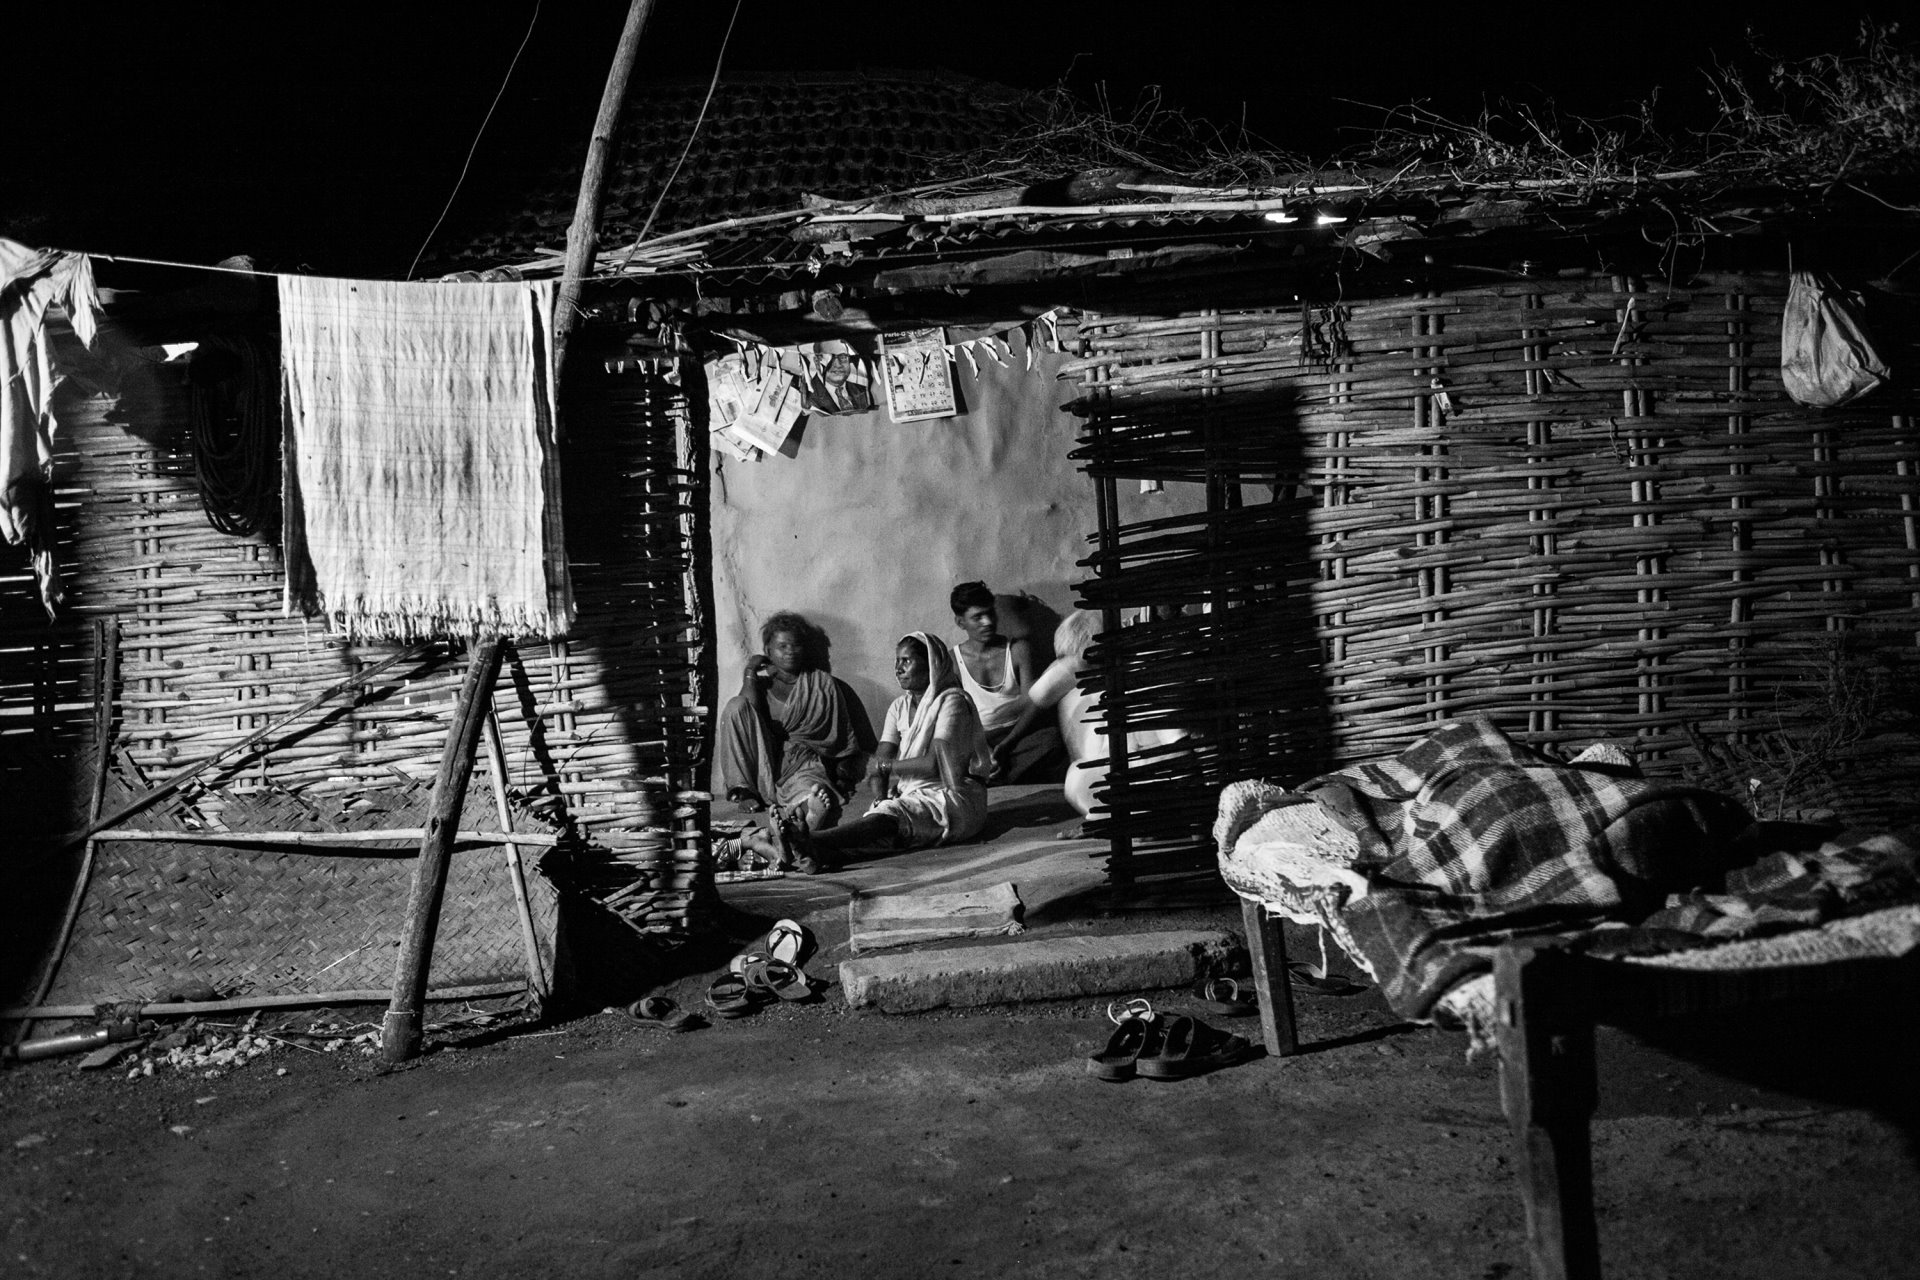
<box><xmin>881</xmin><ymin>328</ymin><xmax>956</xmax><ymax>423</ymax></box>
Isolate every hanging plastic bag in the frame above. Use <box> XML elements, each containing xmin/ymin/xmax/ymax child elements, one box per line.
<box><xmin>1781</xmin><ymin>270</ymin><xmax>1889</xmax><ymax>408</ymax></box>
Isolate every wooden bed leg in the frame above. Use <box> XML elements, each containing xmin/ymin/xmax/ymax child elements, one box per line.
<box><xmin>1495</xmin><ymin>944</ymin><xmax>1601</xmax><ymax>1280</ymax></box>
<box><xmin>1241</xmin><ymin>898</ymin><xmax>1299</xmax><ymax>1057</ymax></box>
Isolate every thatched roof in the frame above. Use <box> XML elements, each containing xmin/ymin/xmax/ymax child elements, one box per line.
<box><xmin>445</xmin><ymin>33</ymin><xmax>1920</xmax><ymax>331</ymax></box>
<box><xmin>431</xmin><ymin>68</ymin><xmax>1045</xmax><ymax>273</ymax></box>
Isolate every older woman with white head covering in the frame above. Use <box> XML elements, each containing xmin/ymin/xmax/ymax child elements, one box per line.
<box><xmin>775</xmin><ymin>631</ymin><xmax>992</xmax><ymax>872</ymax></box>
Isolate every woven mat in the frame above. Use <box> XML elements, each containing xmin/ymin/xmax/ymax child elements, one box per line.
<box><xmin>40</xmin><ymin>778</ymin><xmax>556</xmax><ymax>1005</ymax></box>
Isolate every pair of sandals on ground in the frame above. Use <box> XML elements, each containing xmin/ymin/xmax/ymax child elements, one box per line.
<box><xmin>705</xmin><ymin>918</ymin><xmax>818</xmax><ymax>1018</ymax></box>
<box><xmin>624</xmin><ymin>919</ymin><xmax>818</xmax><ymax>1032</ymax></box>
<box><xmin>1087</xmin><ymin>995</ymin><xmax>1260</xmax><ymax>1082</ymax></box>
<box><xmin>1085</xmin><ymin>958</ymin><xmax>1369</xmax><ymax>1081</ymax></box>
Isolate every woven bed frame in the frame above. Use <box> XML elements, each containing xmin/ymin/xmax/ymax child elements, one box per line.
<box><xmin>1238</xmin><ymin>898</ymin><xmax>1916</xmax><ymax>1280</ymax></box>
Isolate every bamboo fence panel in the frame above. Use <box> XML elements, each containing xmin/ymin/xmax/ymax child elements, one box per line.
<box><xmin>1071</xmin><ymin>272</ymin><xmax>1920</xmax><ymax>878</ymax></box>
<box><xmin>1</xmin><ymin>358</ymin><xmax>710</xmax><ymax>1005</ymax></box>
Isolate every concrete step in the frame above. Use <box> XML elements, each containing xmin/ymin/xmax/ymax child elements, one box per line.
<box><xmin>838</xmin><ymin>929</ymin><xmax>1237</xmax><ymax>1013</ymax></box>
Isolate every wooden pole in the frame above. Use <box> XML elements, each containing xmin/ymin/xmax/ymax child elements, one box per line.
<box><xmin>7</xmin><ymin>982</ymin><xmax>526</xmax><ymax>1023</ymax></box>
<box><xmin>86</xmin><ymin>828</ymin><xmax>560</xmax><ymax>849</ymax></box>
<box><xmin>553</xmin><ymin>0</ymin><xmax>656</xmax><ymax>389</ymax></box>
<box><xmin>381</xmin><ymin>635</ymin><xmax>505</xmax><ymax>1064</ymax></box>
<box><xmin>483</xmin><ymin>707</ymin><xmax>551</xmax><ymax>1008</ymax></box>
<box><xmin>8</xmin><ymin>619</ymin><xmax>119</xmax><ymax>1052</ymax></box>
<box><xmin>1495</xmin><ymin>944</ymin><xmax>1601</xmax><ymax>1280</ymax></box>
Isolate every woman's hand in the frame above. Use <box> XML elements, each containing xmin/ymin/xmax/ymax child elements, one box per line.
<box><xmin>742</xmin><ymin>653</ymin><xmax>772</xmax><ymax>693</ymax></box>
<box><xmin>990</xmin><ymin>741</ymin><xmax>1013</xmax><ymax>780</ymax></box>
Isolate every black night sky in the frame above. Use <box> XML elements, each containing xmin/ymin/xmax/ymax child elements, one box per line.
<box><xmin>4</xmin><ymin>2</ymin><xmax>1881</xmax><ymax>278</ymax></box>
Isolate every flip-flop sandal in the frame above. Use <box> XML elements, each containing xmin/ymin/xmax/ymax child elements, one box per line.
<box><xmin>1139</xmin><ymin>1015</ymin><xmax>1255</xmax><ymax>1081</ymax></box>
<box><xmin>1136</xmin><ymin>1014</ymin><xmax>1201</xmax><ymax>1081</ymax></box>
<box><xmin>728</xmin><ymin>948</ymin><xmax>771</xmax><ymax>979</ymax></box>
<box><xmin>1196</xmin><ymin>976</ymin><xmax>1259</xmax><ymax>1018</ymax></box>
<box><xmin>627</xmin><ymin>995</ymin><xmax>702</xmax><ymax>1033</ymax></box>
<box><xmin>744</xmin><ymin>957</ymin><xmax>815</xmax><ymax>1003</ymax></box>
<box><xmin>1184</xmin><ymin>1017</ymin><xmax>1257</xmax><ymax>1075</ymax></box>
<box><xmin>764</xmin><ymin>918</ymin><xmax>812</xmax><ymax>968</ymax></box>
<box><xmin>1086</xmin><ymin>1015</ymin><xmax>1157</xmax><ymax>1083</ymax></box>
<box><xmin>704</xmin><ymin>973</ymin><xmax>762</xmax><ymax>1019</ymax></box>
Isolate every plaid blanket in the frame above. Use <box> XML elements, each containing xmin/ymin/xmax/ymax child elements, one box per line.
<box><xmin>1305</xmin><ymin>721</ymin><xmax>1770</xmax><ymax>1017</ymax></box>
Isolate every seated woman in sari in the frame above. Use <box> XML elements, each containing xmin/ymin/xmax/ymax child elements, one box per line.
<box><xmin>776</xmin><ymin>631</ymin><xmax>992</xmax><ymax>872</ymax></box>
<box><xmin>715</xmin><ymin>611</ymin><xmax>876</xmax><ymax>831</ymax></box>
<box><xmin>1020</xmin><ymin>609</ymin><xmax>1189</xmax><ymax>820</ymax></box>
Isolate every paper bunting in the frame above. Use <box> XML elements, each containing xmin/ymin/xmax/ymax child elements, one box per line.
<box><xmin>702</xmin><ymin>309</ymin><xmax>1066</xmax><ymax>460</ymax></box>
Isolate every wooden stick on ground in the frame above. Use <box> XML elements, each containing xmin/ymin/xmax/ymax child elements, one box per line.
<box><xmin>85</xmin><ymin>829</ymin><xmax>561</xmax><ymax>849</ymax></box>
<box><xmin>382</xmin><ymin>634</ymin><xmax>506</xmax><ymax>1064</ymax></box>
<box><xmin>4</xmin><ymin>981</ymin><xmax>527</xmax><ymax>1023</ymax></box>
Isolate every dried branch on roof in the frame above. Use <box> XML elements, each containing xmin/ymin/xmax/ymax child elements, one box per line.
<box><xmin>926</xmin><ymin>23</ymin><xmax>1920</xmax><ymax>202</ymax></box>
<box><xmin>1359</xmin><ymin>22</ymin><xmax>1920</xmax><ymax>196</ymax></box>
<box><xmin>911</xmin><ymin>82</ymin><xmax>1314</xmax><ymax>192</ymax></box>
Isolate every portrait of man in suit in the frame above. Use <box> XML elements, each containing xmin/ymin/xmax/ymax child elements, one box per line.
<box><xmin>804</xmin><ymin>349</ymin><xmax>873</xmax><ymax>415</ymax></box>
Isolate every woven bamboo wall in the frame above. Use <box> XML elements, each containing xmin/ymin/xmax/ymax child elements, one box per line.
<box><xmin>1069</xmin><ymin>271</ymin><xmax>1920</xmax><ymax>873</ymax></box>
<box><xmin>1</xmin><ymin>356</ymin><xmax>710</xmax><ymax>1003</ymax></box>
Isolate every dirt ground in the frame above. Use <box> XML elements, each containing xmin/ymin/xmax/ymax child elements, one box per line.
<box><xmin>7</xmin><ymin>908</ymin><xmax>1920</xmax><ymax>1280</ymax></box>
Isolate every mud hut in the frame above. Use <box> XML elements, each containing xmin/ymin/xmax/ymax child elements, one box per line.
<box><xmin>8</xmin><ymin>58</ymin><xmax>1920</xmax><ymax>1026</ymax></box>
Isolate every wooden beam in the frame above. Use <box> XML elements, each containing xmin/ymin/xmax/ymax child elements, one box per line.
<box><xmin>1495</xmin><ymin>944</ymin><xmax>1601</xmax><ymax>1280</ymax></box>
<box><xmin>553</xmin><ymin>0</ymin><xmax>656</xmax><ymax>389</ymax></box>
<box><xmin>381</xmin><ymin>635</ymin><xmax>506</xmax><ymax>1064</ymax></box>
<box><xmin>87</xmin><ymin>828</ymin><xmax>559</xmax><ymax>849</ymax></box>
<box><xmin>1240</xmin><ymin>898</ymin><xmax>1300</xmax><ymax>1057</ymax></box>
<box><xmin>5</xmin><ymin>982</ymin><xmax>527</xmax><ymax>1023</ymax></box>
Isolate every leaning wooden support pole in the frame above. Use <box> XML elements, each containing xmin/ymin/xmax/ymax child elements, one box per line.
<box><xmin>8</xmin><ymin>620</ymin><xmax>119</xmax><ymax>1052</ymax></box>
<box><xmin>49</xmin><ymin>643</ymin><xmax>431</xmax><ymax>859</ymax></box>
<box><xmin>382</xmin><ymin>635</ymin><xmax>506</xmax><ymax>1064</ymax></box>
<box><xmin>483</xmin><ymin>707</ymin><xmax>550</xmax><ymax>1008</ymax></box>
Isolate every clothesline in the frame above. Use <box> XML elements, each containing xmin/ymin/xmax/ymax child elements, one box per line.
<box><xmin>66</xmin><ymin>249</ymin><xmax>280</xmax><ymax>278</ymax></box>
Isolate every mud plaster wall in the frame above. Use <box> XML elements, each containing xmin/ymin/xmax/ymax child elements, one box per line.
<box><xmin>707</xmin><ymin>336</ymin><xmax>1205</xmax><ymax>759</ymax></box>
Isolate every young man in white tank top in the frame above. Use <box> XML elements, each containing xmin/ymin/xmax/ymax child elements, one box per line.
<box><xmin>949</xmin><ymin>581</ymin><xmax>1066</xmax><ymax>784</ymax></box>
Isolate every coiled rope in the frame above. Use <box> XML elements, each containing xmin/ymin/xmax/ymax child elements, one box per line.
<box><xmin>187</xmin><ymin>333</ymin><xmax>280</xmax><ymax>537</ymax></box>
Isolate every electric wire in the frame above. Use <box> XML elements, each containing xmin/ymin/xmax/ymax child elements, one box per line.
<box><xmin>618</xmin><ymin>0</ymin><xmax>745</xmax><ymax>271</ymax></box>
<box><xmin>404</xmin><ymin>0</ymin><xmax>544</xmax><ymax>280</ymax></box>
